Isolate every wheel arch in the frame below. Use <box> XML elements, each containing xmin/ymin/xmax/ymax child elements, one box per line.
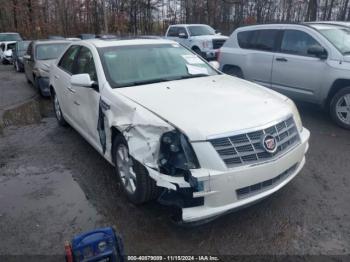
<box><xmin>191</xmin><ymin>45</ymin><xmax>200</xmax><ymax>51</ymax></box>
<box><xmin>111</xmin><ymin>126</ymin><xmax>124</xmax><ymax>164</ymax></box>
<box><xmin>326</xmin><ymin>79</ymin><xmax>350</xmax><ymax>108</ymax></box>
<box><xmin>222</xmin><ymin>64</ymin><xmax>244</xmax><ymax>78</ymax></box>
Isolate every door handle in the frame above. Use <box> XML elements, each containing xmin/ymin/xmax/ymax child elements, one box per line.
<box><xmin>276</xmin><ymin>57</ymin><xmax>288</xmax><ymax>62</ymax></box>
<box><xmin>74</xmin><ymin>101</ymin><xmax>80</xmax><ymax>106</ymax></box>
<box><xmin>67</xmin><ymin>87</ymin><xmax>76</xmax><ymax>94</ymax></box>
<box><xmin>54</xmin><ymin>75</ymin><xmax>59</xmax><ymax>80</ymax></box>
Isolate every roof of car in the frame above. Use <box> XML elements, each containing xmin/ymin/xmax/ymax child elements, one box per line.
<box><xmin>169</xmin><ymin>24</ymin><xmax>208</xmax><ymax>27</ymax></box>
<box><xmin>86</xmin><ymin>38</ymin><xmax>177</xmax><ymax>48</ymax></box>
<box><xmin>0</xmin><ymin>32</ymin><xmax>20</xmax><ymax>34</ymax></box>
<box><xmin>33</xmin><ymin>39</ymin><xmax>71</xmax><ymax>45</ymax></box>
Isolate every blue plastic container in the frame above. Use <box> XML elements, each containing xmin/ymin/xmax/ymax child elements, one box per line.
<box><xmin>68</xmin><ymin>227</ymin><xmax>124</xmax><ymax>262</ymax></box>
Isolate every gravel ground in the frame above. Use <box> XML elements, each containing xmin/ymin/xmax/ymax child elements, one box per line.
<box><xmin>0</xmin><ymin>65</ymin><xmax>349</xmax><ymax>259</ymax></box>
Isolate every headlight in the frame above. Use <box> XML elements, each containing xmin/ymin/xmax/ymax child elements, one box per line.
<box><xmin>158</xmin><ymin>130</ymin><xmax>200</xmax><ymax>176</ymax></box>
<box><xmin>287</xmin><ymin>99</ymin><xmax>303</xmax><ymax>132</ymax></box>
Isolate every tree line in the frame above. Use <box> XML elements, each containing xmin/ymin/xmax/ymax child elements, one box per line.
<box><xmin>0</xmin><ymin>0</ymin><xmax>349</xmax><ymax>39</ymax></box>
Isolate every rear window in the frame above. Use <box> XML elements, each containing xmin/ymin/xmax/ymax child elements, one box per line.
<box><xmin>238</xmin><ymin>30</ymin><xmax>279</xmax><ymax>51</ymax></box>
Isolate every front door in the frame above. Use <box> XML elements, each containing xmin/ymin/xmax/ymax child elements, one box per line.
<box><xmin>54</xmin><ymin>45</ymin><xmax>81</xmax><ymax>123</ymax></box>
<box><xmin>70</xmin><ymin>46</ymin><xmax>101</xmax><ymax>150</ymax></box>
<box><xmin>271</xmin><ymin>29</ymin><xmax>328</xmax><ymax>102</ymax></box>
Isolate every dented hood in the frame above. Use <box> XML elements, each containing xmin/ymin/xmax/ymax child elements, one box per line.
<box><xmin>114</xmin><ymin>75</ymin><xmax>292</xmax><ymax>141</ymax></box>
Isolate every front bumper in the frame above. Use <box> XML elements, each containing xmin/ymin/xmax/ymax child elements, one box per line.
<box><xmin>203</xmin><ymin>49</ymin><xmax>220</xmax><ymax>60</ymax></box>
<box><xmin>181</xmin><ymin>128</ymin><xmax>310</xmax><ymax>223</ymax></box>
<box><xmin>37</xmin><ymin>77</ymin><xmax>50</xmax><ymax>96</ymax></box>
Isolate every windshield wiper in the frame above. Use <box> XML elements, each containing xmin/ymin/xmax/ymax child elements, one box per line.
<box><xmin>177</xmin><ymin>74</ymin><xmax>210</xmax><ymax>80</ymax></box>
<box><xmin>119</xmin><ymin>78</ymin><xmax>173</xmax><ymax>87</ymax></box>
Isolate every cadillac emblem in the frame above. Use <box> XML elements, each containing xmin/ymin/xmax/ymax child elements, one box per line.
<box><xmin>261</xmin><ymin>134</ymin><xmax>277</xmax><ymax>154</ymax></box>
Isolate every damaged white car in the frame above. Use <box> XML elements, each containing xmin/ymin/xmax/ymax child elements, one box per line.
<box><xmin>49</xmin><ymin>39</ymin><xmax>310</xmax><ymax>223</ymax></box>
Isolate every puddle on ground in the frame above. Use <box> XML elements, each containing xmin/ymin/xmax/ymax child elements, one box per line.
<box><xmin>0</xmin><ymin>166</ymin><xmax>106</xmax><ymax>255</ymax></box>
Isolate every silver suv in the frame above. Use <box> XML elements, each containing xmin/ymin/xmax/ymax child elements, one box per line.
<box><xmin>219</xmin><ymin>23</ymin><xmax>350</xmax><ymax>129</ymax></box>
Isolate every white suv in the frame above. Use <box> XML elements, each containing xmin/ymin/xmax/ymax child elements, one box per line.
<box><xmin>165</xmin><ymin>24</ymin><xmax>228</xmax><ymax>60</ymax></box>
<box><xmin>50</xmin><ymin>39</ymin><xmax>309</xmax><ymax>223</ymax></box>
<box><xmin>219</xmin><ymin>23</ymin><xmax>350</xmax><ymax>129</ymax></box>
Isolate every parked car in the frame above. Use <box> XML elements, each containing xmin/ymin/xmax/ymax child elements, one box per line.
<box><xmin>96</xmin><ymin>34</ymin><xmax>118</xmax><ymax>39</ymax></box>
<box><xmin>49</xmin><ymin>39</ymin><xmax>309</xmax><ymax>223</ymax></box>
<box><xmin>219</xmin><ymin>23</ymin><xmax>350</xmax><ymax>129</ymax></box>
<box><xmin>48</xmin><ymin>35</ymin><xmax>65</xmax><ymax>40</ymax></box>
<box><xmin>0</xmin><ymin>32</ymin><xmax>22</xmax><ymax>43</ymax></box>
<box><xmin>66</xmin><ymin>37</ymin><xmax>81</xmax><ymax>41</ymax></box>
<box><xmin>24</xmin><ymin>40</ymin><xmax>71</xmax><ymax>96</ymax></box>
<box><xmin>12</xmin><ymin>40</ymin><xmax>31</xmax><ymax>72</ymax></box>
<box><xmin>0</xmin><ymin>41</ymin><xmax>16</xmax><ymax>64</ymax></box>
<box><xmin>165</xmin><ymin>24</ymin><xmax>228</xmax><ymax>60</ymax></box>
<box><xmin>307</xmin><ymin>21</ymin><xmax>350</xmax><ymax>28</ymax></box>
<box><xmin>77</xmin><ymin>34</ymin><xmax>96</xmax><ymax>40</ymax></box>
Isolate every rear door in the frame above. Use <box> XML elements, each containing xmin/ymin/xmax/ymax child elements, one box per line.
<box><xmin>271</xmin><ymin>29</ymin><xmax>328</xmax><ymax>102</ymax></box>
<box><xmin>70</xmin><ymin>46</ymin><xmax>101</xmax><ymax>147</ymax></box>
<box><xmin>237</xmin><ymin>29</ymin><xmax>280</xmax><ymax>88</ymax></box>
<box><xmin>53</xmin><ymin>45</ymin><xmax>81</xmax><ymax>123</ymax></box>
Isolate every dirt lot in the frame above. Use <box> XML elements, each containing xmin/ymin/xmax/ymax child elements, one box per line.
<box><xmin>0</xmin><ymin>65</ymin><xmax>349</xmax><ymax>259</ymax></box>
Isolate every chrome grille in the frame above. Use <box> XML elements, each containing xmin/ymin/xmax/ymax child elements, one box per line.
<box><xmin>209</xmin><ymin>116</ymin><xmax>300</xmax><ymax>168</ymax></box>
<box><xmin>212</xmin><ymin>39</ymin><xmax>226</xmax><ymax>49</ymax></box>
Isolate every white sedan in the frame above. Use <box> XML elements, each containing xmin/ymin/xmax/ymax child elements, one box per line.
<box><xmin>49</xmin><ymin>39</ymin><xmax>310</xmax><ymax>223</ymax></box>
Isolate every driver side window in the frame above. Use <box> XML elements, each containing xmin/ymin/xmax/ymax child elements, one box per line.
<box><xmin>75</xmin><ymin>46</ymin><xmax>98</xmax><ymax>82</ymax></box>
<box><xmin>58</xmin><ymin>45</ymin><xmax>80</xmax><ymax>74</ymax></box>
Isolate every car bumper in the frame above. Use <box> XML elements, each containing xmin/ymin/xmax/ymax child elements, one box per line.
<box><xmin>37</xmin><ymin>77</ymin><xmax>50</xmax><ymax>96</ymax></box>
<box><xmin>181</xmin><ymin>128</ymin><xmax>310</xmax><ymax>223</ymax></box>
<box><xmin>203</xmin><ymin>49</ymin><xmax>220</xmax><ymax>60</ymax></box>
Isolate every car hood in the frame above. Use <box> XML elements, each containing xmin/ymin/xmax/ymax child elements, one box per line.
<box><xmin>114</xmin><ymin>75</ymin><xmax>292</xmax><ymax>141</ymax></box>
<box><xmin>191</xmin><ymin>35</ymin><xmax>228</xmax><ymax>41</ymax></box>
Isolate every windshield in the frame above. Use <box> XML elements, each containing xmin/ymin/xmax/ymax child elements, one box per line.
<box><xmin>36</xmin><ymin>43</ymin><xmax>69</xmax><ymax>60</ymax></box>
<box><xmin>0</xmin><ymin>33</ymin><xmax>22</xmax><ymax>41</ymax></box>
<box><xmin>318</xmin><ymin>27</ymin><xmax>350</xmax><ymax>54</ymax></box>
<box><xmin>99</xmin><ymin>44</ymin><xmax>218</xmax><ymax>88</ymax></box>
<box><xmin>188</xmin><ymin>25</ymin><xmax>215</xmax><ymax>36</ymax></box>
<box><xmin>7</xmin><ymin>43</ymin><xmax>15</xmax><ymax>51</ymax></box>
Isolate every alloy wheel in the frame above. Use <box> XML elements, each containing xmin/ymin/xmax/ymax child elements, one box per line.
<box><xmin>335</xmin><ymin>94</ymin><xmax>350</xmax><ymax>125</ymax></box>
<box><xmin>54</xmin><ymin>95</ymin><xmax>62</xmax><ymax>121</ymax></box>
<box><xmin>116</xmin><ymin>144</ymin><xmax>137</xmax><ymax>194</ymax></box>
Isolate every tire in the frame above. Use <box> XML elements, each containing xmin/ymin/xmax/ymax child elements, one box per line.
<box><xmin>113</xmin><ymin>135</ymin><xmax>158</xmax><ymax>204</ymax></box>
<box><xmin>192</xmin><ymin>47</ymin><xmax>202</xmax><ymax>57</ymax></box>
<box><xmin>52</xmin><ymin>90</ymin><xmax>68</xmax><ymax>127</ymax></box>
<box><xmin>330</xmin><ymin>87</ymin><xmax>350</xmax><ymax>129</ymax></box>
<box><xmin>223</xmin><ymin>66</ymin><xmax>244</xmax><ymax>79</ymax></box>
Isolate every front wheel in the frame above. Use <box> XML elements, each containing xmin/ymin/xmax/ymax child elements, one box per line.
<box><xmin>330</xmin><ymin>87</ymin><xmax>350</xmax><ymax>129</ymax></box>
<box><xmin>113</xmin><ymin>135</ymin><xmax>158</xmax><ymax>204</ymax></box>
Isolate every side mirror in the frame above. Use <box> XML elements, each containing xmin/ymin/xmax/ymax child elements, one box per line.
<box><xmin>71</xmin><ymin>74</ymin><xmax>96</xmax><ymax>88</ymax></box>
<box><xmin>178</xmin><ymin>32</ymin><xmax>188</xmax><ymax>39</ymax></box>
<box><xmin>23</xmin><ymin>54</ymin><xmax>31</xmax><ymax>60</ymax></box>
<box><xmin>308</xmin><ymin>46</ymin><xmax>328</xmax><ymax>59</ymax></box>
<box><xmin>209</xmin><ymin>61</ymin><xmax>220</xmax><ymax>70</ymax></box>
<box><xmin>215</xmin><ymin>30</ymin><xmax>221</xmax><ymax>35</ymax></box>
